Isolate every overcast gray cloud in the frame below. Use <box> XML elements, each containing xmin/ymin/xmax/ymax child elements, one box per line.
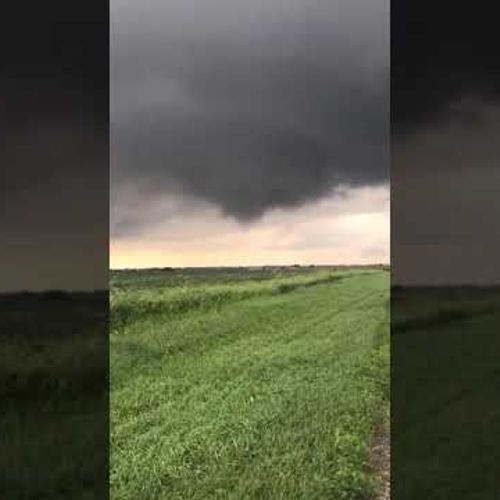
<box><xmin>392</xmin><ymin>99</ymin><xmax>500</xmax><ymax>284</ymax></box>
<box><xmin>1</xmin><ymin>4</ymin><xmax>108</xmax><ymax>292</ymax></box>
<box><xmin>392</xmin><ymin>0</ymin><xmax>500</xmax><ymax>284</ymax></box>
<box><xmin>111</xmin><ymin>0</ymin><xmax>389</xmax><ymax>234</ymax></box>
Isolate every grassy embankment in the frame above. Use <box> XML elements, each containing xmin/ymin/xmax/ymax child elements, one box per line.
<box><xmin>0</xmin><ymin>292</ymin><xmax>108</xmax><ymax>499</ymax></box>
<box><xmin>392</xmin><ymin>286</ymin><xmax>500</xmax><ymax>499</ymax></box>
<box><xmin>111</xmin><ymin>267</ymin><xmax>389</xmax><ymax>499</ymax></box>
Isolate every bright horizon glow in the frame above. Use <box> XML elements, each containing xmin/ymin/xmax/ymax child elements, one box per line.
<box><xmin>110</xmin><ymin>185</ymin><xmax>390</xmax><ymax>270</ymax></box>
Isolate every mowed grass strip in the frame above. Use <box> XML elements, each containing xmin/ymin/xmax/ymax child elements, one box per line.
<box><xmin>111</xmin><ymin>272</ymin><xmax>389</xmax><ymax>499</ymax></box>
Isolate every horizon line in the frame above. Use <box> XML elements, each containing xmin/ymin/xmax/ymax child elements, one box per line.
<box><xmin>110</xmin><ymin>262</ymin><xmax>390</xmax><ymax>271</ymax></box>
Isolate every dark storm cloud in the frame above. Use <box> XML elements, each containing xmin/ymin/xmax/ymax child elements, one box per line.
<box><xmin>391</xmin><ymin>1</ymin><xmax>500</xmax><ymax>135</ymax></box>
<box><xmin>111</xmin><ymin>0</ymin><xmax>389</xmax><ymax>232</ymax></box>
<box><xmin>392</xmin><ymin>0</ymin><xmax>500</xmax><ymax>284</ymax></box>
<box><xmin>1</xmin><ymin>2</ymin><xmax>108</xmax><ymax>291</ymax></box>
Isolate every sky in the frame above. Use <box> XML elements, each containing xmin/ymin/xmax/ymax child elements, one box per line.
<box><xmin>110</xmin><ymin>0</ymin><xmax>390</xmax><ymax>269</ymax></box>
<box><xmin>391</xmin><ymin>1</ymin><xmax>500</xmax><ymax>284</ymax></box>
<box><xmin>8</xmin><ymin>1</ymin><xmax>498</xmax><ymax>289</ymax></box>
<box><xmin>1</xmin><ymin>2</ymin><xmax>108</xmax><ymax>291</ymax></box>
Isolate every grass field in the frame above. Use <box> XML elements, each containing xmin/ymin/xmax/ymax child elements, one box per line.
<box><xmin>0</xmin><ymin>292</ymin><xmax>108</xmax><ymax>499</ymax></box>
<box><xmin>392</xmin><ymin>286</ymin><xmax>500</xmax><ymax>499</ymax></box>
<box><xmin>111</xmin><ymin>267</ymin><xmax>389</xmax><ymax>499</ymax></box>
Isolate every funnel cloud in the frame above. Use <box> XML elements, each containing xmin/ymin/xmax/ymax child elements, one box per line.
<box><xmin>111</xmin><ymin>0</ymin><xmax>389</xmax><ymax>235</ymax></box>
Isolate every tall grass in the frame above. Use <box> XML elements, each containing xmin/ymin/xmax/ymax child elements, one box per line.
<box><xmin>110</xmin><ymin>270</ymin><xmax>357</xmax><ymax>333</ymax></box>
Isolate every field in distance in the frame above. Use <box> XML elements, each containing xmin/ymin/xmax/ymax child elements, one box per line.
<box><xmin>111</xmin><ymin>266</ymin><xmax>389</xmax><ymax>499</ymax></box>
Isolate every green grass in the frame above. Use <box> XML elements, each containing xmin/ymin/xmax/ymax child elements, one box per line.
<box><xmin>0</xmin><ymin>292</ymin><xmax>108</xmax><ymax>500</ymax></box>
<box><xmin>110</xmin><ymin>267</ymin><xmax>381</xmax><ymax>332</ymax></box>
<box><xmin>392</xmin><ymin>286</ymin><xmax>500</xmax><ymax>499</ymax></box>
<box><xmin>111</xmin><ymin>268</ymin><xmax>389</xmax><ymax>499</ymax></box>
